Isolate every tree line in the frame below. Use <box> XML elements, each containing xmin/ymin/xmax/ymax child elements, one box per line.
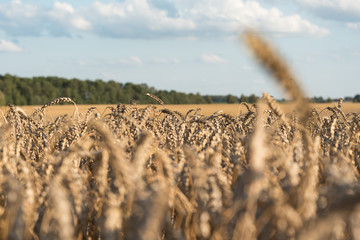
<box><xmin>0</xmin><ymin>74</ymin><xmax>260</xmax><ymax>105</ymax></box>
<box><xmin>1</xmin><ymin>74</ymin><xmax>358</xmax><ymax>105</ymax></box>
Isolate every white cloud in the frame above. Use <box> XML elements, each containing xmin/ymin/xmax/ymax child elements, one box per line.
<box><xmin>297</xmin><ymin>0</ymin><xmax>360</xmax><ymax>21</ymax></box>
<box><xmin>0</xmin><ymin>0</ymin><xmax>38</xmax><ymax>18</ymax></box>
<box><xmin>88</xmin><ymin>1</ymin><xmax>196</xmax><ymax>38</ymax></box>
<box><xmin>0</xmin><ymin>0</ymin><xmax>43</xmax><ymax>36</ymax></box>
<box><xmin>53</xmin><ymin>2</ymin><xmax>74</xmax><ymax>14</ymax></box>
<box><xmin>69</xmin><ymin>17</ymin><xmax>92</xmax><ymax>30</ymax></box>
<box><xmin>107</xmin><ymin>56</ymin><xmax>143</xmax><ymax>65</ymax></box>
<box><xmin>48</xmin><ymin>1</ymin><xmax>92</xmax><ymax>31</ymax></box>
<box><xmin>0</xmin><ymin>0</ymin><xmax>329</xmax><ymax>38</ymax></box>
<box><xmin>297</xmin><ymin>0</ymin><xmax>360</xmax><ymax>13</ymax></box>
<box><xmin>346</xmin><ymin>22</ymin><xmax>360</xmax><ymax>29</ymax></box>
<box><xmin>180</xmin><ymin>0</ymin><xmax>329</xmax><ymax>37</ymax></box>
<box><xmin>0</xmin><ymin>39</ymin><xmax>22</xmax><ymax>52</ymax></box>
<box><xmin>201</xmin><ymin>54</ymin><xmax>226</xmax><ymax>63</ymax></box>
<box><xmin>0</xmin><ymin>1</ymin><xmax>91</xmax><ymax>36</ymax></box>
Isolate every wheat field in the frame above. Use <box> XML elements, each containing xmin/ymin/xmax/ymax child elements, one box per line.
<box><xmin>1</xmin><ymin>32</ymin><xmax>360</xmax><ymax>240</ymax></box>
<box><xmin>2</xmin><ymin>102</ymin><xmax>360</xmax><ymax>120</ymax></box>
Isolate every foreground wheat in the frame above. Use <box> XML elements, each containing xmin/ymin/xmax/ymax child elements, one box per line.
<box><xmin>0</xmin><ymin>93</ymin><xmax>359</xmax><ymax>240</ymax></box>
<box><xmin>1</xmin><ymin>33</ymin><xmax>360</xmax><ymax>240</ymax></box>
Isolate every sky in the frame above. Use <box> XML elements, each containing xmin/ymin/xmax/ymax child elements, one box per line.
<box><xmin>0</xmin><ymin>0</ymin><xmax>359</xmax><ymax>99</ymax></box>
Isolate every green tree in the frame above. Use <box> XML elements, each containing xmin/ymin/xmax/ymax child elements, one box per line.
<box><xmin>226</xmin><ymin>94</ymin><xmax>238</xmax><ymax>104</ymax></box>
<box><xmin>204</xmin><ymin>95</ymin><xmax>213</xmax><ymax>104</ymax></box>
<box><xmin>248</xmin><ymin>94</ymin><xmax>258</xmax><ymax>103</ymax></box>
<box><xmin>239</xmin><ymin>94</ymin><xmax>247</xmax><ymax>103</ymax></box>
<box><xmin>194</xmin><ymin>93</ymin><xmax>206</xmax><ymax>104</ymax></box>
<box><xmin>353</xmin><ymin>94</ymin><xmax>360</xmax><ymax>103</ymax></box>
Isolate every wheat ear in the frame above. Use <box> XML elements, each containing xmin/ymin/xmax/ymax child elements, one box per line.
<box><xmin>146</xmin><ymin>93</ymin><xmax>164</xmax><ymax>105</ymax></box>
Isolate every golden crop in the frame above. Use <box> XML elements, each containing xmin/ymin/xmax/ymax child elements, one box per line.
<box><xmin>0</xmin><ymin>32</ymin><xmax>359</xmax><ymax>240</ymax></box>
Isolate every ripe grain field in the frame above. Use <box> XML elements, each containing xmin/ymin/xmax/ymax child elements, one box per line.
<box><xmin>3</xmin><ymin>102</ymin><xmax>360</xmax><ymax>119</ymax></box>
<box><xmin>1</xmin><ymin>32</ymin><xmax>360</xmax><ymax>240</ymax></box>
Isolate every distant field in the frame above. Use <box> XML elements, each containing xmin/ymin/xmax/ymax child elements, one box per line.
<box><xmin>1</xmin><ymin>102</ymin><xmax>359</xmax><ymax>119</ymax></box>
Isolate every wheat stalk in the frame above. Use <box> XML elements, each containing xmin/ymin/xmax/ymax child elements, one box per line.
<box><xmin>243</xmin><ymin>31</ymin><xmax>310</xmax><ymax>124</ymax></box>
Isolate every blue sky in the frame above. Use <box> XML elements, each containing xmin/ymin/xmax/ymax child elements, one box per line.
<box><xmin>0</xmin><ymin>0</ymin><xmax>359</xmax><ymax>99</ymax></box>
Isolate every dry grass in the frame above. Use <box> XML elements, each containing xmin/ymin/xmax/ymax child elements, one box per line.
<box><xmin>0</xmin><ymin>32</ymin><xmax>360</xmax><ymax>240</ymax></box>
